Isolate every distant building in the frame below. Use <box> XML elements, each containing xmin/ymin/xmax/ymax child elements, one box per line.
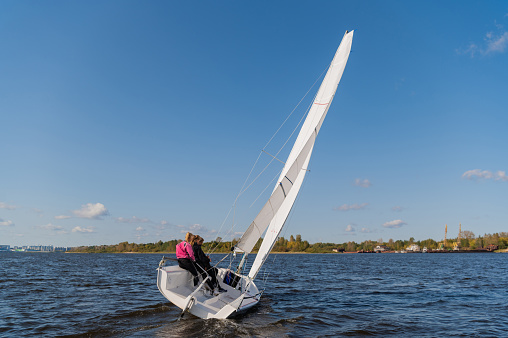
<box><xmin>406</xmin><ymin>244</ymin><xmax>421</xmax><ymax>252</ymax></box>
<box><xmin>374</xmin><ymin>245</ymin><xmax>391</xmax><ymax>253</ymax></box>
<box><xmin>3</xmin><ymin>245</ymin><xmax>72</xmax><ymax>252</ymax></box>
<box><xmin>486</xmin><ymin>244</ymin><xmax>499</xmax><ymax>252</ymax></box>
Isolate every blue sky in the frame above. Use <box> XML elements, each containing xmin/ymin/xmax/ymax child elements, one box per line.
<box><xmin>1</xmin><ymin>1</ymin><xmax>507</xmax><ymax>247</ymax></box>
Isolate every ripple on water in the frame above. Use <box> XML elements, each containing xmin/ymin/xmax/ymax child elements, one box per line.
<box><xmin>1</xmin><ymin>252</ymin><xmax>508</xmax><ymax>337</ymax></box>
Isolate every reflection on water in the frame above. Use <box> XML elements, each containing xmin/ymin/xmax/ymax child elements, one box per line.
<box><xmin>1</xmin><ymin>252</ymin><xmax>507</xmax><ymax>337</ymax></box>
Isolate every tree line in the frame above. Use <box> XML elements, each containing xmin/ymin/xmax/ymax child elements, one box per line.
<box><xmin>70</xmin><ymin>231</ymin><xmax>508</xmax><ymax>254</ymax></box>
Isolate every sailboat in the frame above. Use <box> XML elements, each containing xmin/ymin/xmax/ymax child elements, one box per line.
<box><xmin>157</xmin><ymin>30</ymin><xmax>354</xmax><ymax>319</ymax></box>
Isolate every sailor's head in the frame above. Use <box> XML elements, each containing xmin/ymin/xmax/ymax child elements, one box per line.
<box><xmin>185</xmin><ymin>232</ymin><xmax>194</xmax><ymax>243</ymax></box>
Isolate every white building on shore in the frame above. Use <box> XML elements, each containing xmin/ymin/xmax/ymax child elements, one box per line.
<box><xmin>406</xmin><ymin>244</ymin><xmax>421</xmax><ymax>252</ymax></box>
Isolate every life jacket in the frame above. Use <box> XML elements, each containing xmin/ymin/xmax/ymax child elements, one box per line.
<box><xmin>176</xmin><ymin>241</ymin><xmax>195</xmax><ymax>260</ymax></box>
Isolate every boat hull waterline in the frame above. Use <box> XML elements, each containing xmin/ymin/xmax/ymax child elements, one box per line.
<box><xmin>157</xmin><ymin>265</ymin><xmax>261</xmax><ymax>319</ymax></box>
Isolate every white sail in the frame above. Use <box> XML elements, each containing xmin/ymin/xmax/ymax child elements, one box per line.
<box><xmin>247</xmin><ymin>30</ymin><xmax>354</xmax><ymax>279</ymax></box>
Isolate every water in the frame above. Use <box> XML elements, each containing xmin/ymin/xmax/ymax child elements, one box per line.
<box><xmin>1</xmin><ymin>252</ymin><xmax>507</xmax><ymax>337</ymax></box>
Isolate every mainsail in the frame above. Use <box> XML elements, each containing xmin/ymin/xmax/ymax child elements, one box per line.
<box><xmin>234</xmin><ymin>30</ymin><xmax>354</xmax><ymax>279</ymax></box>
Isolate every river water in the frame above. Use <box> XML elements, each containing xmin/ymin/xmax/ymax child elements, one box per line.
<box><xmin>1</xmin><ymin>252</ymin><xmax>507</xmax><ymax>337</ymax></box>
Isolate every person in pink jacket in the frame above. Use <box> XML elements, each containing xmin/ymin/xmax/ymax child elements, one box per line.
<box><xmin>176</xmin><ymin>232</ymin><xmax>199</xmax><ymax>286</ymax></box>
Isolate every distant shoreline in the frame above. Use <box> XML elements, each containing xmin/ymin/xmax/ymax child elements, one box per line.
<box><xmin>60</xmin><ymin>250</ymin><xmax>508</xmax><ymax>254</ymax></box>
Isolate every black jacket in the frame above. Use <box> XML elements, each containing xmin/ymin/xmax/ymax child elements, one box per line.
<box><xmin>192</xmin><ymin>243</ymin><xmax>210</xmax><ymax>268</ymax></box>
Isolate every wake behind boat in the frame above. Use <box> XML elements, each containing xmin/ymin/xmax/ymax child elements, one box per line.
<box><xmin>157</xmin><ymin>30</ymin><xmax>354</xmax><ymax>319</ymax></box>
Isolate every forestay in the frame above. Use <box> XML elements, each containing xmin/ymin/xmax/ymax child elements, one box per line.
<box><xmin>234</xmin><ymin>31</ymin><xmax>354</xmax><ymax>279</ymax></box>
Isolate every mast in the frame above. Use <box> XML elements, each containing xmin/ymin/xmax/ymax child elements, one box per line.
<box><xmin>235</xmin><ymin>30</ymin><xmax>354</xmax><ymax>279</ymax></box>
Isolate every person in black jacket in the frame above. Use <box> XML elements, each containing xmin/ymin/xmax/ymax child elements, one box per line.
<box><xmin>192</xmin><ymin>235</ymin><xmax>227</xmax><ymax>294</ymax></box>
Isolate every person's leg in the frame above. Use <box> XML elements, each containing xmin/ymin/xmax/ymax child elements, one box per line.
<box><xmin>208</xmin><ymin>266</ymin><xmax>227</xmax><ymax>292</ymax></box>
<box><xmin>178</xmin><ymin>259</ymin><xmax>199</xmax><ymax>286</ymax></box>
<box><xmin>196</xmin><ymin>263</ymin><xmax>215</xmax><ymax>290</ymax></box>
<box><xmin>207</xmin><ymin>266</ymin><xmax>218</xmax><ymax>287</ymax></box>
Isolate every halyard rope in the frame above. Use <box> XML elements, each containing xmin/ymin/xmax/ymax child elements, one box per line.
<box><xmin>207</xmin><ymin>64</ymin><xmax>328</xmax><ymax>257</ymax></box>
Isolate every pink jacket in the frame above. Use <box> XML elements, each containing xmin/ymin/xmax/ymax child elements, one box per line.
<box><xmin>176</xmin><ymin>241</ymin><xmax>195</xmax><ymax>261</ymax></box>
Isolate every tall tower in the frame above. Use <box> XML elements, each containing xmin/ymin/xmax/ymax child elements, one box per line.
<box><xmin>458</xmin><ymin>223</ymin><xmax>461</xmax><ymax>245</ymax></box>
<box><xmin>444</xmin><ymin>224</ymin><xmax>448</xmax><ymax>247</ymax></box>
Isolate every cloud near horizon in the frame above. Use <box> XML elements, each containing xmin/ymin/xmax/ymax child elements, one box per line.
<box><xmin>354</xmin><ymin>178</ymin><xmax>372</xmax><ymax>188</ymax></box>
<box><xmin>115</xmin><ymin>216</ymin><xmax>152</xmax><ymax>224</ymax></box>
<box><xmin>382</xmin><ymin>219</ymin><xmax>407</xmax><ymax>228</ymax></box>
<box><xmin>72</xmin><ymin>203</ymin><xmax>109</xmax><ymax>219</ymax></box>
<box><xmin>72</xmin><ymin>226</ymin><xmax>96</xmax><ymax>233</ymax></box>
<box><xmin>462</xmin><ymin>169</ymin><xmax>508</xmax><ymax>181</ymax></box>
<box><xmin>0</xmin><ymin>218</ymin><xmax>14</xmax><ymax>227</ymax></box>
<box><xmin>38</xmin><ymin>223</ymin><xmax>67</xmax><ymax>234</ymax></box>
<box><xmin>38</xmin><ymin>223</ymin><xmax>64</xmax><ymax>230</ymax></box>
<box><xmin>334</xmin><ymin>203</ymin><xmax>368</xmax><ymax>211</ymax></box>
<box><xmin>0</xmin><ymin>202</ymin><xmax>17</xmax><ymax>210</ymax></box>
<box><xmin>345</xmin><ymin>224</ymin><xmax>355</xmax><ymax>232</ymax></box>
<box><xmin>177</xmin><ymin>223</ymin><xmax>218</xmax><ymax>240</ymax></box>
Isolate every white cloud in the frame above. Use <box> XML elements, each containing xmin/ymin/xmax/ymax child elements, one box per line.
<box><xmin>72</xmin><ymin>203</ymin><xmax>109</xmax><ymax>219</ymax></box>
<box><xmin>72</xmin><ymin>226</ymin><xmax>96</xmax><ymax>233</ymax></box>
<box><xmin>334</xmin><ymin>203</ymin><xmax>368</xmax><ymax>211</ymax></box>
<box><xmin>177</xmin><ymin>224</ymin><xmax>218</xmax><ymax>240</ymax></box>
<box><xmin>135</xmin><ymin>227</ymin><xmax>144</xmax><ymax>231</ymax></box>
<box><xmin>485</xmin><ymin>31</ymin><xmax>508</xmax><ymax>54</ymax></box>
<box><xmin>55</xmin><ymin>215</ymin><xmax>71</xmax><ymax>220</ymax></box>
<box><xmin>345</xmin><ymin>224</ymin><xmax>355</xmax><ymax>232</ymax></box>
<box><xmin>0</xmin><ymin>202</ymin><xmax>17</xmax><ymax>210</ymax></box>
<box><xmin>497</xmin><ymin>171</ymin><xmax>508</xmax><ymax>181</ymax></box>
<box><xmin>38</xmin><ymin>223</ymin><xmax>67</xmax><ymax>234</ymax></box>
<box><xmin>382</xmin><ymin>219</ymin><xmax>406</xmax><ymax>228</ymax></box>
<box><xmin>0</xmin><ymin>219</ymin><xmax>14</xmax><ymax>227</ymax></box>
<box><xmin>361</xmin><ymin>227</ymin><xmax>375</xmax><ymax>233</ymax></box>
<box><xmin>462</xmin><ymin>169</ymin><xmax>508</xmax><ymax>181</ymax></box>
<box><xmin>38</xmin><ymin>223</ymin><xmax>64</xmax><ymax>231</ymax></box>
<box><xmin>354</xmin><ymin>178</ymin><xmax>371</xmax><ymax>188</ymax></box>
<box><xmin>392</xmin><ymin>206</ymin><xmax>404</xmax><ymax>212</ymax></box>
<box><xmin>115</xmin><ymin>216</ymin><xmax>152</xmax><ymax>224</ymax></box>
<box><xmin>459</xmin><ymin>22</ymin><xmax>508</xmax><ymax>57</ymax></box>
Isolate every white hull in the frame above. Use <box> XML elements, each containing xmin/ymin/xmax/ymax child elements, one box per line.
<box><xmin>156</xmin><ymin>265</ymin><xmax>261</xmax><ymax>319</ymax></box>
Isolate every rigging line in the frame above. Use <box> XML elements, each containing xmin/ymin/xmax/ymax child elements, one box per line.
<box><xmin>262</xmin><ymin>65</ymin><xmax>329</xmax><ymax>150</ymax></box>
<box><xmin>237</xmin><ymin>92</ymin><xmax>314</xmax><ymax>200</ymax></box>
<box><xmin>207</xmin><ymin>206</ymin><xmax>235</xmax><ymax>255</ymax></box>
<box><xmin>211</xmin><ymin>252</ymin><xmax>231</xmax><ymax>269</ymax></box>
<box><xmin>210</xmin><ymin>64</ymin><xmax>328</xmax><ymax>255</ymax></box>
<box><xmin>249</xmin><ymin>167</ymin><xmax>283</xmax><ymax>208</ymax></box>
<box><xmin>208</xmin><ymin>222</ymin><xmax>237</xmax><ymax>255</ymax></box>
<box><xmin>233</xmin><ymin>151</ymin><xmax>263</xmax><ymax>205</ymax></box>
<box><xmin>224</xmin><ymin>87</ymin><xmax>319</xmax><ymax>255</ymax></box>
<box><xmin>207</xmin><ymin>151</ymin><xmax>263</xmax><ymax>255</ymax></box>
<box><xmin>230</xmin><ymin>202</ymin><xmax>236</xmax><ymax>251</ymax></box>
<box><xmin>261</xmin><ymin>150</ymin><xmax>285</xmax><ymax>164</ymax></box>
<box><xmin>232</xmin><ymin>64</ymin><xmax>328</xmax><ymax>203</ymax></box>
